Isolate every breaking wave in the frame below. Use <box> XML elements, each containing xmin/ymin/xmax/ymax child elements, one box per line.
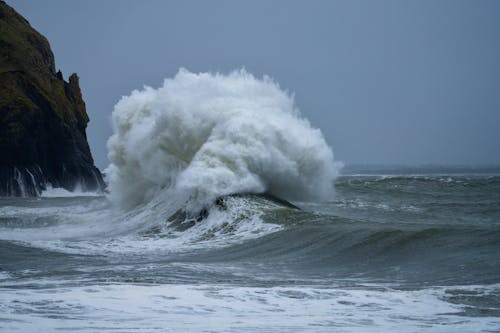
<box><xmin>106</xmin><ymin>69</ymin><xmax>339</xmax><ymax>211</ymax></box>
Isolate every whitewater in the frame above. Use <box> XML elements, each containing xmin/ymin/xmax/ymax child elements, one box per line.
<box><xmin>1</xmin><ymin>70</ymin><xmax>499</xmax><ymax>332</ymax></box>
<box><xmin>107</xmin><ymin>68</ymin><xmax>338</xmax><ymax>211</ymax></box>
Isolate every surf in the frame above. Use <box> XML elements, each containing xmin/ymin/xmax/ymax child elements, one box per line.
<box><xmin>106</xmin><ymin>69</ymin><xmax>340</xmax><ymax>214</ymax></box>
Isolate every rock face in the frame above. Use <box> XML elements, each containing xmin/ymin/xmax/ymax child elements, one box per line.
<box><xmin>0</xmin><ymin>1</ymin><xmax>104</xmax><ymax>196</ymax></box>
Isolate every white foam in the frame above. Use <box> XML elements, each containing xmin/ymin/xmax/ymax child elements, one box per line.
<box><xmin>0</xmin><ymin>193</ymin><xmax>281</xmax><ymax>256</ymax></box>
<box><xmin>1</xmin><ymin>283</ymin><xmax>498</xmax><ymax>332</ymax></box>
<box><xmin>41</xmin><ymin>185</ymin><xmax>102</xmax><ymax>198</ymax></box>
<box><xmin>106</xmin><ymin>68</ymin><xmax>339</xmax><ymax>211</ymax></box>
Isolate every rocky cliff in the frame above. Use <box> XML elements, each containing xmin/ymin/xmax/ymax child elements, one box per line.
<box><xmin>0</xmin><ymin>1</ymin><xmax>105</xmax><ymax>196</ymax></box>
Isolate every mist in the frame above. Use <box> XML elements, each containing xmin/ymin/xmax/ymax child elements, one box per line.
<box><xmin>106</xmin><ymin>69</ymin><xmax>338</xmax><ymax>209</ymax></box>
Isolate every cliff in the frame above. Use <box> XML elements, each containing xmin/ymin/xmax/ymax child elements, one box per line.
<box><xmin>0</xmin><ymin>1</ymin><xmax>105</xmax><ymax>196</ymax></box>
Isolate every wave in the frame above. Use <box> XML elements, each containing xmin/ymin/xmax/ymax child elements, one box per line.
<box><xmin>0</xmin><ymin>194</ymin><xmax>290</xmax><ymax>256</ymax></box>
<box><xmin>194</xmin><ymin>210</ymin><xmax>500</xmax><ymax>285</ymax></box>
<box><xmin>2</xmin><ymin>282</ymin><xmax>498</xmax><ymax>332</ymax></box>
<box><xmin>41</xmin><ymin>185</ymin><xmax>103</xmax><ymax>198</ymax></box>
<box><xmin>106</xmin><ymin>69</ymin><xmax>339</xmax><ymax>211</ymax></box>
<box><xmin>1</xmin><ymin>190</ymin><xmax>499</xmax><ymax>286</ymax></box>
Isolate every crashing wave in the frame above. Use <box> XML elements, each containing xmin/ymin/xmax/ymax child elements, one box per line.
<box><xmin>106</xmin><ymin>69</ymin><xmax>339</xmax><ymax>211</ymax></box>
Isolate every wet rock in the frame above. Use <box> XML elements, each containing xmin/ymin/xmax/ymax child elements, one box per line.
<box><xmin>0</xmin><ymin>1</ymin><xmax>105</xmax><ymax>196</ymax></box>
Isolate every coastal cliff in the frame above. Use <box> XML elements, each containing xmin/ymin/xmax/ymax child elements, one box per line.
<box><xmin>0</xmin><ymin>1</ymin><xmax>104</xmax><ymax>195</ymax></box>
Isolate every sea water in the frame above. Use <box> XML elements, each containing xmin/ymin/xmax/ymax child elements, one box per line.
<box><xmin>1</xmin><ymin>70</ymin><xmax>499</xmax><ymax>332</ymax></box>
<box><xmin>1</xmin><ymin>170</ymin><xmax>499</xmax><ymax>332</ymax></box>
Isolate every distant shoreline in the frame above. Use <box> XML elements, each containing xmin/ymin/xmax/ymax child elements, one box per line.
<box><xmin>340</xmin><ymin>164</ymin><xmax>500</xmax><ymax>176</ymax></box>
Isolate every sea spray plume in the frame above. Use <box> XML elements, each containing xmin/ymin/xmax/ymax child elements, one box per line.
<box><xmin>106</xmin><ymin>69</ymin><xmax>339</xmax><ymax>210</ymax></box>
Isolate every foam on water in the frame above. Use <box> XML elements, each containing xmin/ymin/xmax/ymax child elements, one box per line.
<box><xmin>1</xmin><ymin>174</ymin><xmax>499</xmax><ymax>332</ymax></box>
<box><xmin>1</xmin><ymin>283</ymin><xmax>498</xmax><ymax>332</ymax></box>
<box><xmin>41</xmin><ymin>185</ymin><xmax>102</xmax><ymax>198</ymax></box>
<box><xmin>106</xmin><ymin>68</ymin><xmax>339</xmax><ymax>211</ymax></box>
<box><xmin>0</xmin><ymin>194</ymin><xmax>282</xmax><ymax>256</ymax></box>
<box><xmin>6</xmin><ymin>68</ymin><xmax>336</xmax><ymax>256</ymax></box>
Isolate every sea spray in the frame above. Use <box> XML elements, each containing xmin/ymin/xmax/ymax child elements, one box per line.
<box><xmin>106</xmin><ymin>69</ymin><xmax>339</xmax><ymax>210</ymax></box>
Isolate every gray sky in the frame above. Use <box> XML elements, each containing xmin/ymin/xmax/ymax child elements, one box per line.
<box><xmin>7</xmin><ymin>0</ymin><xmax>500</xmax><ymax>168</ymax></box>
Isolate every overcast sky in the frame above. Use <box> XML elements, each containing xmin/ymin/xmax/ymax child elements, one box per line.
<box><xmin>7</xmin><ymin>0</ymin><xmax>500</xmax><ymax>168</ymax></box>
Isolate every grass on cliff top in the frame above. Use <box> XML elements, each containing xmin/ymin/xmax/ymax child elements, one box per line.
<box><xmin>0</xmin><ymin>13</ymin><xmax>81</xmax><ymax>126</ymax></box>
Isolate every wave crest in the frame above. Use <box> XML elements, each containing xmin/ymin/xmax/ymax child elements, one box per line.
<box><xmin>106</xmin><ymin>69</ymin><xmax>339</xmax><ymax>209</ymax></box>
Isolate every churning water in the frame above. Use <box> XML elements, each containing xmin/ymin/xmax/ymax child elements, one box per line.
<box><xmin>1</xmin><ymin>70</ymin><xmax>499</xmax><ymax>332</ymax></box>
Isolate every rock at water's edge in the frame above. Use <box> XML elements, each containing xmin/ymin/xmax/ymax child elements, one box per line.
<box><xmin>0</xmin><ymin>1</ymin><xmax>105</xmax><ymax>196</ymax></box>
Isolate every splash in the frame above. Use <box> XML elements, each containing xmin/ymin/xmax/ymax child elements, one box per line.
<box><xmin>106</xmin><ymin>69</ymin><xmax>339</xmax><ymax>210</ymax></box>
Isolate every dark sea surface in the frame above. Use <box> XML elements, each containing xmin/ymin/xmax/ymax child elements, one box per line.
<box><xmin>1</xmin><ymin>166</ymin><xmax>499</xmax><ymax>332</ymax></box>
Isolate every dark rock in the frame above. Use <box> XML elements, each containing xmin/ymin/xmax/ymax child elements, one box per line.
<box><xmin>196</xmin><ymin>207</ymin><xmax>209</xmax><ymax>222</ymax></box>
<box><xmin>225</xmin><ymin>192</ymin><xmax>301</xmax><ymax>210</ymax></box>
<box><xmin>215</xmin><ymin>197</ymin><xmax>227</xmax><ymax>210</ymax></box>
<box><xmin>166</xmin><ymin>192</ymin><xmax>300</xmax><ymax>231</ymax></box>
<box><xmin>0</xmin><ymin>1</ymin><xmax>105</xmax><ymax>196</ymax></box>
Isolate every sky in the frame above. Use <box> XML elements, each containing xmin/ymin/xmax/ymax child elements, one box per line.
<box><xmin>7</xmin><ymin>0</ymin><xmax>500</xmax><ymax>169</ymax></box>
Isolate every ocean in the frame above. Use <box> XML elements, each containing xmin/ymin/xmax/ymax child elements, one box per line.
<box><xmin>1</xmin><ymin>70</ymin><xmax>499</xmax><ymax>332</ymax></box>
<box><xmin>1</xmin><ymin>167</ymin><xmax>499</xmax><ymax>332</ymax></box>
